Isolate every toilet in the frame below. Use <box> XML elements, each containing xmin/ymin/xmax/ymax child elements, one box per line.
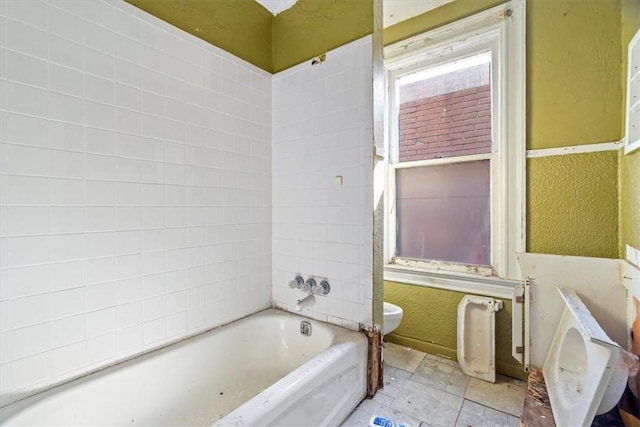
<box><xmin>383</xmin><ymin>302</ymin><xmax>403</xmax><ymax>335</ymax></box>
<box><xmin>543</xmin><ymin>287</ymin><xmax>628</xmax><ymax>427</ymax></box>
<box><xmin>456</xmin><ymin>295</ymin><xmax>503</xmax><ymax>382</ymax></box>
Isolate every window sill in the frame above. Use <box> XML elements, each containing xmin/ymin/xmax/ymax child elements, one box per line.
<box><xmin>384</xmin><ymin>264</ymin><xmax>522</xmax><ymax>299</ymax></box>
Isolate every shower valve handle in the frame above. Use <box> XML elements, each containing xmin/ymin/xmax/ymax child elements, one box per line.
<box><xmin>288</xmin><ymin>276</ymin><xmax>304</xmax><ymax>289</ymax></box>
<box><xmin>317</xmin><ymin>280</ymin><xmax>331</xmax><ymax>296</ymax></box>
<box><xmin>303</xmin><ymin>277</ymin><xmax>316</xmax><ymax>293</ymax></box>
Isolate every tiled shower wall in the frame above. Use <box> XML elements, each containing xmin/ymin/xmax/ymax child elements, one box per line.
<box><xmin>271</xmin><ymin>37</ymin><xmax>374</xmax><ymax>329</ymax></box>
<box><xmin>0</xmin><ymin>0</ymin><xmax>272</xmax><ymax>405</ymax></box>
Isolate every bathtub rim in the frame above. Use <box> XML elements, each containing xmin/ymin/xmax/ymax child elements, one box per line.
<box><xmin>0</xmin><ymin>307</ymin><xmax>365</xmax><ymax>421</ymax></box>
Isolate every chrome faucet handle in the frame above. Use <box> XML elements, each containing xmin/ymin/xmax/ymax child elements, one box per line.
<box><xmin>288</xmin><ymin>275</ymin><xmax>304</xmax><ymax>289</ymax></box>
<box><xmin>317</xmin><ymin>280</ymin><xmax>330</xmax><ymax>296</ymax></box>
<box><xmin>303</xmin><ymin>277</ymin><xmax>316</xmax><ymax>293</ymax></box>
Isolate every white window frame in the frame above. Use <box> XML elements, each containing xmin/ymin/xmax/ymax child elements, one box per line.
<box><xmin>383</xmin><ymin>1</ymin><xmax>526</xmax><ymax>295</ymax></box>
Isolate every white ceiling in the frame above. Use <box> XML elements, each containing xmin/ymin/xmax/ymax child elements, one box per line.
<box><xmin>254</xmin><ymin>0</ymin><xmax>297</xmax><ymax>15</ymax></box>
<box><xmin>254</xmin><ymin>0</ymin><xmax>455</xmax><ymax>26</ymax></box>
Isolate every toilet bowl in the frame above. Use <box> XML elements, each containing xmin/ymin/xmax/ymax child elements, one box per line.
<box><xmin>383</xmin><ymin>302</ymin><xmax>403</xmax><ymax>335</ymax></box>
<box><xmin>543</xmin><ymin>287</ymin><xmax>628</xmax><ymax>427</ymax></box>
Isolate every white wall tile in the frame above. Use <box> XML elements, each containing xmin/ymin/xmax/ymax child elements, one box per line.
<box><xmin>49</xmin><ymin>287</ymin><xmax>85</xmax><ymax>320</ymax></box>
<box><xmin>85</xmin><ymin>332</ymin><xmax>116</xmax><ymax>367</ymax></box>
<box><xmin>6</xmin><ymin>206</ymin><xmax>49</xmax><ymax>236</ymax></box>
<box><xmin>1</xmin><ymin>0</ymin><xmax>275</xmax><ymax>407</ymax></box>
<box><xmin>3</xmin><ymin>112</ymin><xmax>48</xmax><ymax>147</ymax></box>
<box><xmin>49</xmin><ymin>148</ymin><xmax>84</xmax><ymax>179</ymax></box>
<box><xmin>11</xmin><ymin>352</ymin><xmax>51</xmax><ymax>391</ymax></box>
<box><xmin>9</xmin><ymin>235</ymin><xmax>49</xmax><ymax>267</ymax></box>
<box><xmin>49</xmin><ymin>233</ymin><xmax>85</xmax><ymax>262</ymax></box>
<box><xmin>50</xmin><ymin>341</ymin><xmax>85</xmax><ymax>379</ymax></box>
<box><xmin>85</xmin><ymin>232</ymin><xmax>115</xmax><ymax>259</ymax></box>
<box><xmin>10</xmin><ymin>294</ymin><xmax>51</xmax><ymax>329</ymax></box>
<box><xmin>142</xmin><ymin>317</ymin><xmax>165</xmax><ymax>346</ymax></box>
<box><xmin>50</xmin><ymin>207</ymin><xmax>85</xmax><ymax>234</ymax></box>
<box><xmin>9</xmin><ymin>322</ymin><xmax>52</xmax><ymax>360</ymax></box>
<box><xmin>271</xmin><ymin>36</ymin><xmax>373</xmax><ymax>327</ymax></box>
<box><xmin>84</xmin><ymin>100</ymin><xmax>115</xmax><ymax>130</ymax></box>
<box><xmin>85</xmin><ymin>256</ymin><xmax>116</xmax><ymax>285</ymax></box>
<box><xmin>0</xmin><ymin>264</ymin><xmax>50</xmax><ymax>300</ymax></box>
<box><xmin>114</xmin><ymin>326</ymin><xmax>141</xmax><ymax>360</ymax></box>
<box><xmin>3</xmin><ymin>175</ymin><xmax>53</xmax><ymax>205</ymax></box>
<box><xmin>48</xmin><ymin>4</ymin><xmax>84</xmax><ymax>43</ymax></box>
<box><xmin>86</xmin><ymin>282</ymin><xmax>116</xmax><ymax>312</ymax></box>
<box><xmin>48</xmin><ymin>121</ymin><xmax>84</xmax><ymax>152</ymax></box>
<box><xmin>6</xmin><ymin>50</ymin><xmax>48</xmax><ymax>89</ymax></box>
<box><xmin>6</xmin><ymin>19</ymin><xmax>48</xmax><ymax>60</ymax></box>
<box><xmin>49</xmin><ymin>260</ymin><xmax>85</xmax><ymax>292</ymax></box>
<box><xmin>86</xmin><ymin>308</ymin><xmax>116</xmax><ymax>339</ymax></box>
<box><xmin>6</xmin><ymin>0</ymin><xmax>49</xmax><ymax>31</ymax></box>
<box><xmin>85</xmin><ymin>74</ymin><xmax>115</xmax><ymax>105</ymax></box>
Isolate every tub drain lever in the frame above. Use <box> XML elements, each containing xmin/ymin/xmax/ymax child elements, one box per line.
<box><xmin>300</xmin><ymin>321</ymin><xmax>312</xmax><ymax>336</ymax></box>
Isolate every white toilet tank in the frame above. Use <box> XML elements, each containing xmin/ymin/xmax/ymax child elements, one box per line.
<box><xmin>457</xmin><ymin>295</ymin><xmax>503</xmax><ymax>383</ymax></box>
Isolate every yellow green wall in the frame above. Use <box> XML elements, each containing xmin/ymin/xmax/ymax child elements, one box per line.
<box><xmin>126</xmin><ymin>0</ymin><xmax>373</xmax><ymax>74</ymax></box>
<box><xmin>385</xmin><ymin>282</ymin><xmax>523</xmax><ymax>380</ymax></box>
<box><xmin>384</xmin><ymin>0</ymin><xmax>625</xmax><ymax>378</ymax></box>
<box><xmin>620</xmin><ymin>0</ymin><xmax>640</xmax><ymax>254</ymax></box>
<box><xmin>528</xmin><ymin>152</ymin><xmax>619</xmax><ymax>259</ymax></box>
<box><xmin>526</xmin><ymin>0</ymin><xmax>621</xmax><ymax>257</ymax></box>
<box><xmin>272</xmin><ymin>0</ymin><xmax>373</xmax><ymax>73</ymax></box>
<box><xmin>527</xmin><ymin>0</ymin><xmax>622</xmax><ymax>150</ymax></box>
<box><xmin>125</xmin><ymin>0</ymin><xmax>273</xmax><ymax>72</ymax></box>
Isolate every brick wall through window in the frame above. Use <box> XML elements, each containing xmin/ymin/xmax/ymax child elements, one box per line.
<box><xmin>398</xmin><ymin>62</ymin><xmax>492</xmax><ymax>162</ymax></box>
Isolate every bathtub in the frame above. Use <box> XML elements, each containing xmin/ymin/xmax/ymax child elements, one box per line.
<box><xmin>0</xmin><ymin>309</ymin><xmax>368</xmax><ymax>426</ymax></box>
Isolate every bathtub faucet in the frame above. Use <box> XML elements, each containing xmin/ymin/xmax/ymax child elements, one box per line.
<box><xmin>296</xmin><ymin>294</ymin><xmax>316</xmax><ymax>312</ymax></box>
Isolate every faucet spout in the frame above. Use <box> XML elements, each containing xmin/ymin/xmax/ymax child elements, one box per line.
<box><xmin>295</xmin><ymin>294</ymin><xmax>316</xmax><ymax>312</ymax></box>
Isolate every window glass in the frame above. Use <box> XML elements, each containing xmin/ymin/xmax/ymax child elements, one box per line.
<box><xmin>397</xmin><ymin>53</ymin><xmax>492</xmax><ymax>162</ymax></box>
<box><xmin>395</xmin><ymin>160</ymin><xmax>490</xmax><ymax>266</ymax></box>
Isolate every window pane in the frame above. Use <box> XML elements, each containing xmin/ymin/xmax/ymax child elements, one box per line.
<box><xmin>396</xmin><ymin>160</ymin><xmax>490</xmax><ymax>266</ymax></box>
<box><xmin>398</xmin><ymin>54</ymin><xmax>492</xmax><ymax>162</ymax></box>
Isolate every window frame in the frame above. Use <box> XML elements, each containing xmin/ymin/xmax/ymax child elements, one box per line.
<box><xmin>383</xmin><ymin>1</ymin><xmax>526</xmax><ymax>290</ymax></box>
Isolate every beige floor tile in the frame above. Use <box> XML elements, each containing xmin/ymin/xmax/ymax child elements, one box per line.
<box><xmin>391</xmin><ymin>380</ymin><xmax>463</xmax><ymax>427</ymax></box>
<box><xmin>411</xmin><ymin>353</ymin><xmax>470</xmax><ymax>397</ymax></box>
<box><xmin>464</xmin><ymin>376</ymin><xmax>526</xmax><ymax>417</ymax></box>
<box><xmin>380</xmin><ymin>364</ymin><xmax>413</xmax><ymax>398</ymax></box>
<box><xmin>341</xmin><ymin>399</ymin><xmax>422</xmax><ymax>427</ymax></box>
<box><xmin>455</xmin><ymin>400</ymin><xmax>520</xmax><ymax>427</ymax></box>
<box><xmin>384</xmin><ymin>341</ymin><xmax>426</xmax><ymax>372</ymax></box>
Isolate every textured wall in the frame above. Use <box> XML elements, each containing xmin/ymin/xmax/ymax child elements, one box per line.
<box><xmin>384</xmin><ymin>281</ymin><xmax>525</xmax><ymax>380</ymax></box>
<box><xmin>620</xmin><ymin>151</ymin><xmax>640</xmax><ymax>254</ymax></box>
<box><xmin>125</xmin><ymin>0</ymin><xmax>273</xmax><ymax>72</ymax></box>
<box><xmin>620</xmin><ymin>0</ymin><xmax>640</xmax><ymax>255</ymax></box>
<box><xmin>527</xmin><ymin>0</ymin><xmax>622</xmax><ymax>150</ymax></box>
<box><xmin>382</xmin><ymin>0</ymin><xmax>625</xmax><ymax>378</ymax></box>
<box><xmin>272</xmin><ymin>0</ymin><xmax>373</xmax><ymax>73</ymax></box>
<box><xmin>528</xmin><ymin>152</ymin><xmax>619</xmax><ymax>258</ymax></box>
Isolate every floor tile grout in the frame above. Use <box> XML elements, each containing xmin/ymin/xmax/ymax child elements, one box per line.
<box><xmin>342</xmin><ymin>342</ymin><xmax>525</xmax><ymax>427</ymax></box>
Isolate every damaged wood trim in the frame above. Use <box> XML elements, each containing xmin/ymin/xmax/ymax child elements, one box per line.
<box><xmin>363</xmin><ymin>325</ymin><xmax>383</xmax><ymax>398</ymax></box>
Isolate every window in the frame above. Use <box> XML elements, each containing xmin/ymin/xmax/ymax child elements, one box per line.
<box><xmin>384</xmin><ymin>2</ymin><xmax>525</xmax><ymax>287</ymax></box>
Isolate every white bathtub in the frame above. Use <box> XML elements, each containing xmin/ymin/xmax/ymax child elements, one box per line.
<box><xmin>0</xmin><ymin>309</ymin><xmax>367</xmax><ymax>426</ymax></box>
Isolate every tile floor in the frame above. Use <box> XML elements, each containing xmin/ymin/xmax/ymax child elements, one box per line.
<box><xmin>341</xmin><ymin>342</ymin><xmax>526</xmax><ymax>427</ymax></box>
